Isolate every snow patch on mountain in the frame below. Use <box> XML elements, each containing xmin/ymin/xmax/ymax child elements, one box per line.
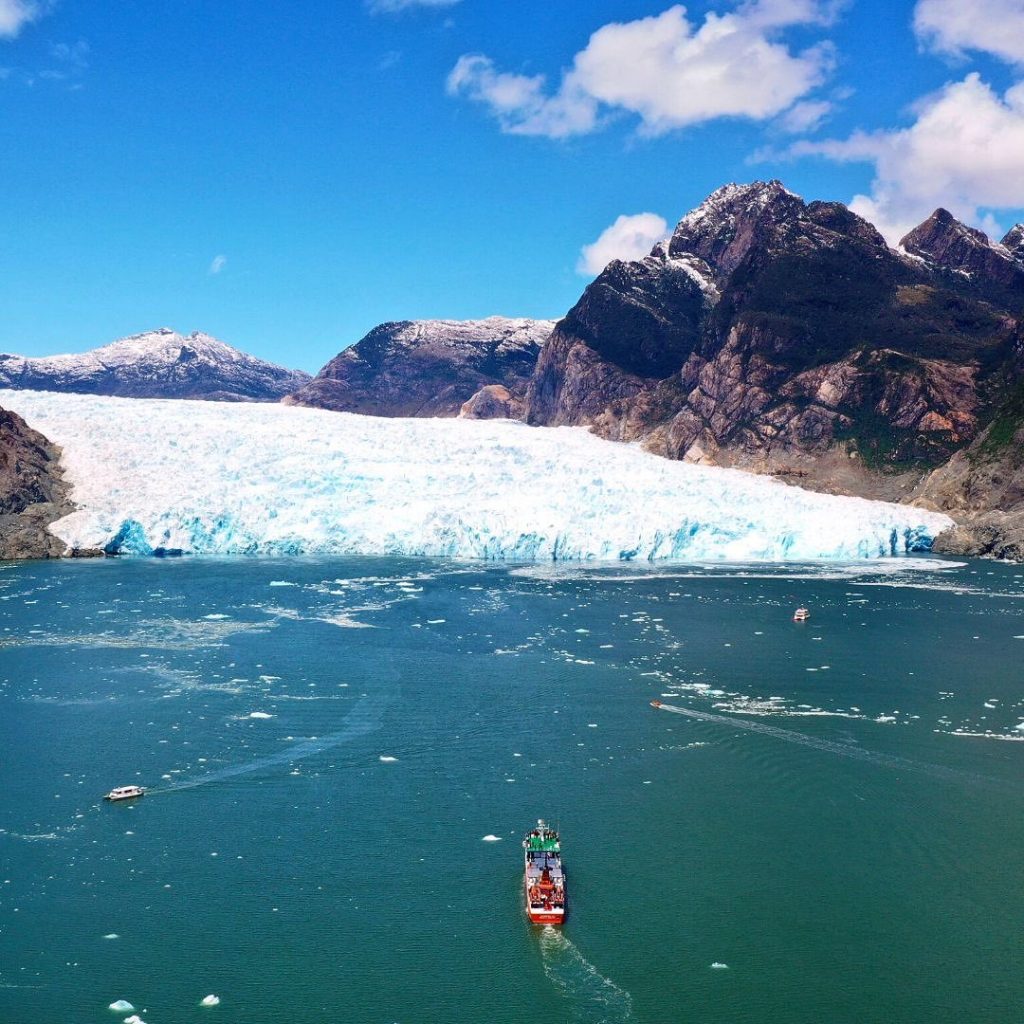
<box><xmin>381</xmin><ymin>317</ymin><xmax>557</xmax><ymax>354</ymax></box>
<box><xmin>0</xmin><ymin>390</ymin><xmax>952</xmax><ymax>561</ymax></box>
<box><xmin>0</xmin><ymin>328</ymin><xmax>309</xmax><ymax>401</ymax></box>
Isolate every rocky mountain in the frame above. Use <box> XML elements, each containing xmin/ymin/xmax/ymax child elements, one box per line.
<box><xmin>524</xmin><ymin>180</ymin><xmax>1024</xmax><ymax>552</ymax></box>
<box><xmin>286</xmin><ymin>317</ymin><xmax>556</xmax><ymax>417</ymax></box>
<box><xmin>0</xmin><ymin>328</ymin><xmax>310</xmax><ymax>401</ymax></box>
<box><xmin>0</xmin><ymin>406</ymin><xmax>72</xmax><ymax>559</ymax></box>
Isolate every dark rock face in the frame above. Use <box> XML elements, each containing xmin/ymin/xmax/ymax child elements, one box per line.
<box><xmin>0</xmin><ymin>407</ymin><xmax>71</xmax><ymax>559</ymax></box>
<box><xmin>523</xmin><ymin>180</ymin><xmax>1024</xmax><ymax>555</ymax></box>
<box><xmin>1002</xmin><ymin>224</ymin><xmax>1024</xmax><ymax>262</ymax></box>
<box><xmin>899</xmin><ymin>209</ymin><xmax>1024</xmax><ymax>293</ymax></box>
<box><xmin>287</xmin><ymin>317</ymin><xmax>555</xmax><ymax>417</ymax></box>
<box><xmin>0</xmin><ymin>328</ymin><xmax>310</xmax><ymax>401</ymax></box>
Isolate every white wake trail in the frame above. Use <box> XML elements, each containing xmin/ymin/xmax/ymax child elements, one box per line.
<box><xmin>151</xmin><ymin>695</ymin><xmax>386</xmax><ymax>794</ymax></box>
<box><xmin>651</xmin><ymin>702</ymin><xmax>982</xmax><ymax>784</ymax></box>
<box><xmin>539</xmin><ymin>926</ymin><xmax>636</xmax><ymax>1024</ymax></box>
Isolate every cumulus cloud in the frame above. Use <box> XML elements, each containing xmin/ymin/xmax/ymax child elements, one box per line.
<box><xmin>792</xmin><ymin>73</ymin><xmax>1024</xmax><ymax>242</ymax></box>
<box><xmin>914</xmin><ymin>0</ymin><xmax>1024</xmax><ymax>65</ymax></box>
<box><xmin>367</xmin><ymin>0</ymin><xmax>459</xmax><ymax>12</ymax></box>
<box><xmin>447</xmin><ymin>1</ymin><xmax>838</xmax><ymax>139</ymax></box>
<box><xmin>209</xmin><ymin>254</ymin><xmax>227</xmax><ymax>275</ymax></box>
<box><xmin>0</xmin><ymin>0</ymin><xmax>43</xmax><ymax>38</ymax></box>
<box><xmin>578</xmin><ymin>212</ymin><xmax>669</xmax><ymax>275</ymax></box>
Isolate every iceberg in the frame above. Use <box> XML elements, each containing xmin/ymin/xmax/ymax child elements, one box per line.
<box><xmin>0</xmin><ymin>390</ymin><xmax>952</xmax><ymax>562</ymax></box>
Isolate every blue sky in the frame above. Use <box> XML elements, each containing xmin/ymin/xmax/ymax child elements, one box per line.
<box><xmin>1</xmin><ymin>0</ymin><xmax>1023</xmax><ymax>371</ymax></box>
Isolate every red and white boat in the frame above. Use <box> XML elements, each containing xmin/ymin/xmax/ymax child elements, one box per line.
<box><xmin>523</xmin><ymin>820</ymin><xmax>566</xmax><ymax>925</ymax></box>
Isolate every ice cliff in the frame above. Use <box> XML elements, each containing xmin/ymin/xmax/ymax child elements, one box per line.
<box><xmin>0</xmin><ymin>390</ymin><xmax>952</xmax><ymax>561</ymax></box>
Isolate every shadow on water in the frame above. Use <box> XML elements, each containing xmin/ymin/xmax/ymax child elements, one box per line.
<box><xmin>539</xmin><ymin>926</ymin><xmax>636</xmax><ymax>1024</ymax></box>
<box><xmin>148</xmin><ymin>694</ymin><xmax>387</xmax><ymax>795</ymax></box>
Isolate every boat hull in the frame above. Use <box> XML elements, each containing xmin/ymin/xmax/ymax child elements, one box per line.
<box><xmin>527</xmin><ymin>909</ymin><xmax>565</xmax><ymax>925</ymax></box>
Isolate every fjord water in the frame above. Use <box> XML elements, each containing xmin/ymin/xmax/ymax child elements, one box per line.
<box><xmin>2</xmin><ymin>556</ymin><xmax>1023</xmax><ymax>1024</ymax></box>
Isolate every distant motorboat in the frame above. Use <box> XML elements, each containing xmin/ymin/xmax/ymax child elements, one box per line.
<box><xmin>793</xmin><ymin>607</ymin><xmax>810</xmax><ymax>622</ymax></box>
<box><xmin>104</xmin><ymin>785</ymin><xmax>146</xmax><ymax>802</ymax></box>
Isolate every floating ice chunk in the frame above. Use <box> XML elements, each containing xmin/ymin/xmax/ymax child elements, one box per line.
<box><xmin>203</xmin><ymin>613</ymin><xmax>230</xmax><ymax>620</ymax></box>
<box><xmin>103</xmin><ymin>933</ymin><xmax>119</xmax><ymax>939</ymax></box>
<box><xmin>200</xmin><ymin>994</ymin><xmax>221</xmax><ymax>1007</ymax></box>
<box><xmin>482</xmin><ymin>834</ymin><xmax>502</xmax><ymax>842</ymax></box>
<box><xmin>109</xmin><ymin>1000</ymin><xmax>134</xmax><ymax>1012</ymax></box>
<box><xmin>710</xmin><ymin>962</ymin><xmax>729</xmax><ymax>970</ymax></box>
<box><xmin>247</xmin><ymin>711</ymin><xmax>274</xmax><ymax>719</ymax></box>
<box><xmin>124</xmin><ymin>1016</ymin><xmax>146</xmax><ymax>1024</ymax></box>
<box><xmin>874</xmin><ymin>715</ymin><xmax>896</xmax><ymax>723</ymax></box>
<box><xmin>426</xmin><ymin>619</ymin><xmax>446</xmax><ymax>624</ymax></box>
<box><xmin>378</xmin><ymin>755</ymin><xmax>398</xmax><ymax>763</ymax></box>
<box><xmin>268</xmin><ymin>581</ymin><xmax>295</xmax><ymax>587</ymax></box>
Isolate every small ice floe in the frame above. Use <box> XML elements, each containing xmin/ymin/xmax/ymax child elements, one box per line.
<box><xmin>710</xmin><ymin>962</ymin><xmax>729</xmax><ymax>970</ymax></box>
<box><xmin>109</xmin><ymin>999</ymin><xmax>134</xmax><ymax>1012</ymax></box>
<box><xmin>587</xmin><ymin>723</ymin><xmax>598</xmax><ymax>728</ymax></box>
<box><xmin>378</xmin><ymin>755</ymin><xmax>398</xmax><ymax>763</ymax></box>
<box><xmin>102</xmin><ymin>933</ymin><xmax>119</xmax><ymax>940</ymax></box>
<box><xmin>268</xmin><ymin>580</ymin><xmax>295</xmax><ymax>587</ymax></box>
<box><xmin>200</xmin><ymin>994</ymin><xmax>221</xmax><ymax>1007</ymax></box>
<box><xmin>247</xmin><ymin>711</ymin><xmax>274</xmax><ymax>719</ymax></box>
<box><xmin>874</xmin><ymin>715</ymin><xmax>896</xmax><ymax>724</ymax></box>
<box><xmin>426</xmin><ymin>619</ymin><xmax>446</xmax><ymax>625</ymax></box>
<box><xmin>482</xmin><ymin>834</ymin><xmax>502</xmax><ymax>842</ymax></box>
<box><xmin>203</xmin><ymin>613</ymin><xmax>230</xmax><ymax>620</ymax></box>
<box><xmin>124</xmin><ymin>1016</ymin><xmax>147</xmax><ymax>1024</ymax></box>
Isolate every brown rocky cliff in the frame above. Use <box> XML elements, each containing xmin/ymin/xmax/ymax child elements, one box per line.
<box><xmin>0</xmin><ymin>407</ymin><xmax>72</xmax><ymax>559</ymax></box>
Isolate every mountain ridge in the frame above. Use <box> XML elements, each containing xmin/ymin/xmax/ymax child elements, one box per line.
<box><xmin>0</xmin><ymin>328</ymin><xmax>310</xmax><ymax>402</ymax></box>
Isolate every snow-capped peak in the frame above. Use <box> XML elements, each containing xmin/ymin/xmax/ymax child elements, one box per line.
<box><xmin>0</xmin><ymin>328</ymin><xmax>309</xmax><ymax>401</ymax></box>
<box><xmin>676</xmin><ymin>180</ymin><xmax>803</xmax><ymax>235</ymax></box>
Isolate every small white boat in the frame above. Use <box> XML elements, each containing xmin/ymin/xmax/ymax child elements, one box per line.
<box><xmin>793</xmin><ymin>607</ymin><xmax>810</xmax><ymax>622</ymax></box>
<box><xmin>104</xmin><ymin>785</ymin><xmax>146</xmax><ymax>802</ymax></box>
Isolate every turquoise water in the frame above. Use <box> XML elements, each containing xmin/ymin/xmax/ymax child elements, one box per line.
<box><xmin>2</xmin><ymin>555</ymin><xmax>1024</xmax><ymax>1023</ymax></box>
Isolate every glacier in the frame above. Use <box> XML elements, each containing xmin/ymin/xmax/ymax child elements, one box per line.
<box><xmin>0</xmin><ymin>390</ymin><xmax>953</xmax><ymax>561</ymax></box>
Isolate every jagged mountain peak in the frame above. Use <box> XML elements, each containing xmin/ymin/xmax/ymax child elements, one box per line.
<box><xmin>901</xmin><ymin>207</ymin><xmax>991</xmax><ymax>253</ymax></box>
<box><xmin>667</xmin><ymin>180</ymin><xmax>808</xmax><ymax>278</ymax></box>
<box><xmin>1001</xmin><ymin>223</ymin><xmax>1024</xmax><ymax>260</ymax></box>
<box><xmin>676</xmin><ymin>180</ymin><xmax>803</xmax><ymax>230</ymax></box>
<box><xmin>899</xmin><ymin>208</ymin><xmax>1024</xmax><ymax>285</ymax></box>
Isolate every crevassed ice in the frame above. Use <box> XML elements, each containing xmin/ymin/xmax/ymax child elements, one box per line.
<box><xmin>1</xmin><ymin>390</ymin><xmax>953</xmax><ymax>561</ymax></box>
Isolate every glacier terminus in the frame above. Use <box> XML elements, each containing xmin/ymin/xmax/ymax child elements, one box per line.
<box><xmin>0</xmin><ymin>390</ymin><xmax>952</xmax><ymax>561</ymax></box>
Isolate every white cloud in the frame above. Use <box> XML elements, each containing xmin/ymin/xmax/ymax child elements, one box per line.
<box><xmin>0</xmin><ymin>0</ymin><xmax>43</xmax><ymax>38</ymax></box>
<box><xmin>367</xmin><ymin>0</ymin><xmax>459</xmax><ymax>12</ymax></box>
<box><xmin>578</xmin><ymin>213</ymin><xmax>669</xmax><ymax>275</ymax></box>
<box><xmin>792</xmin><ymin>73</ymin><xmax>1024</xmax><ymax>242</ymax></box>
<box><xmin>447</xmin><ymin>1</ymin><xmax>838</xmax><ymax>139</ymax></box>
<box><xmin>209</xmin><ymin>255</ymin><xmax>227</xmax><ymax>276</ymax></box>
<box><xmin>779</xmin><ymin>98</ymin><xmax>833</xmax><ymax>132</ymax></box>
<box><xmin>915</xmin><ymin>0</ymin><xmax>1024</xmax><ymax>65</ymax></box>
